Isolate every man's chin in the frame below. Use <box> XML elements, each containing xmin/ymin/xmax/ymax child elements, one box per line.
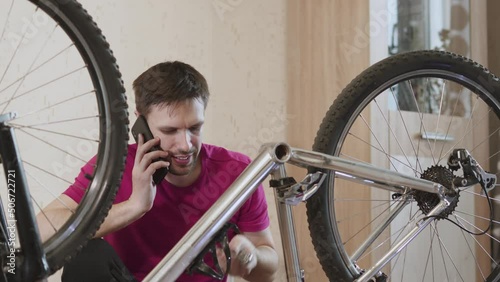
<box><xmin>167</xmin><ymin>165</ymin><xmax>193</xmax><ymax>176</ymax></box>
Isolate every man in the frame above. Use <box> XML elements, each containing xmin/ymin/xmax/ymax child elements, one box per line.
<box><xmin>38</xmin><ymin>61</ymin><xmax>278</xmax><ymax>281</ymax></box>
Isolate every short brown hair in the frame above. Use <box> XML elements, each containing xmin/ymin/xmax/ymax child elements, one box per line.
<box><xmin>133</xmin><ymin>61</ymin><xmax>210</xmax><ymax>115</ymax></box>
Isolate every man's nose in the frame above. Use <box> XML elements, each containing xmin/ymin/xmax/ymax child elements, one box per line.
<box><xmin>176</xmin><ymin>130</ymin><xmax>192</xmax><ymax>152</ymax></box>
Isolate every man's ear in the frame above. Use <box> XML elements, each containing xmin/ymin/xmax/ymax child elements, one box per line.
<box><xmin>134</xmin><ymin>110</ymin><xmax>139</xmax><ymax>117</ymax></box>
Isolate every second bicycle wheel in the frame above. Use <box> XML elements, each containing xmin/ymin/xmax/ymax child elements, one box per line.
<box><xmin>307</xmin><ymin>50</ymin><xmax>500</xmax><ymax>281</ymax></box>
<box><xmin>0</xmin><ymin>0</ymin><xmax>128</xmax><ymax>277</ymax></box>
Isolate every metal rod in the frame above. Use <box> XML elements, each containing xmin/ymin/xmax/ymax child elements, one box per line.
<box><xmin>351</xmin><ymin>197</ymin><xmax>410</xmax><ymax>262</ymax></box>
<box><xmin>271</xmin><ymin>164</ymin><xmax>303</xmax><ymax>282</ymax></box>
<box><xmin>355</xmin><ymin>200</ymin><xmax>449</xmax><ymax>282</ymax></box>
<box><xmin>289</xmin><ymin>148</ymin><xmax>443</xmax><ymax>195</ymax></box>
<box><xmin>143</xmin><ymin>143</ymin><xmax>291</xmax><ymax>282</ymax></box>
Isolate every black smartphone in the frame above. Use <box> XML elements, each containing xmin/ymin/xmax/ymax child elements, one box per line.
<box><xmin>131</xmin><ymin>115</ymin><xmax>169</xmax><ymax>184</ymax></box>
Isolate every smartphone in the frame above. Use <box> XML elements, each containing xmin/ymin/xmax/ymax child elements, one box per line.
<box><xmin>131</xmin><ymin>115</ymin><xmax>169</xmax><ymax>184</ymax></box>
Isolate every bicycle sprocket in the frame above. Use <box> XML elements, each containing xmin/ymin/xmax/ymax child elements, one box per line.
<box><xmin>416</xmin><ymin>165</ymin><xmax>459</xmax><ymax>218</ymax></box>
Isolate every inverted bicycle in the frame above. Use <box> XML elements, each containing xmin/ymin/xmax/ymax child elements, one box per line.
<box><xmin>1</xmin><ymin>1</ymin><xmax>500</xmax><ymax>281</ymax></box>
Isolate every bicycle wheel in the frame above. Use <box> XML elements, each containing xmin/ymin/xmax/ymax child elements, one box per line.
<box><xmin>307</xmin><ymin>50</ymin><xmax>500</xmax><ymax>281</ymax></box>
<box><xmin>0</xmin><ymin>0</ymin><xmax>128</xmax><ymax>276</ymax></box>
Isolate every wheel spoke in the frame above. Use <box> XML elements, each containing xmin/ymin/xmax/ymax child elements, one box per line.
<box><xmin>15</xmin><ymin>90</ymin><xmax>95</xmax><ymax>120</ymax></box>
<box><xmin>373</xmin><ymin>98</ymin><xmax>414</xmax><ymax>173</ymax></box>
<box><xmin>1</xmin><ymin>22</ymin><xmax>58</xmax><ymax>114</ymax></box>
<box><xmin>0</xmin><ymin>66</ymin><xmax>87</xmax><ymax>108</ymax></box>
<box><xmin>437</xmin><ymin>86</ymin><xmax>465</xmax><ymax>163</ymax></box>
<box><xmin>342</xmin><ymin>134</ymin><xmax>421</xmax><ymax>176</ymax></box>
<box><xmin>18</xmin><ymin>128</ymin><xmax>89</xmax><ymax>164</ymax></box>
<box><xmin>11</xmin><ymin>123</ymin><xmax>99</xmax><ymax>142</ymax></box>
<box><xmin>0</xmin><ymin>6</ymin><xmax>35</xmax><ymax>89</ymax></box>
<box><xmin>390</xmin><ymin>86</ymin><xmax>424</xmax><ymax>174</ymax></box>
<box><xmin>408</xmin><ymin>78</ymin><xmax>437</xmax><ymax>165</ymax></box>
<box><xmin>0</xmin><ymin>43</ymin><xmax>76</xmax><ymax>97</ymax></box>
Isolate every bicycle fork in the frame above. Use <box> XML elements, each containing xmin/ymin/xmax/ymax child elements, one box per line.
<box><xmin>0</xmin><ymin>113</ymin><xmax>49</xmax><ymax>282</ymax></box>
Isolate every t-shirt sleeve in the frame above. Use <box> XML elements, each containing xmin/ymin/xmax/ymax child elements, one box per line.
<box><xmin>236</xmin><ymin>183</ymin><xmax>270</xmax><ymax>233</ymax></box>
<box><xmin>63</xmin><ymin>156</ymin><xmax>98</xmax><ymax>204</ymax></box>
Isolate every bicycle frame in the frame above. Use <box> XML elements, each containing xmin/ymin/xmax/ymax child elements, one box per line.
<box><xmin>142</xmin><ymin>142</ymin><xmax>447</xmax><ymax>282</ymax></box>
<box><xmin>0</xmin><ymin>113</ymin><xmax>50</xmax><ymax>282</ymax></box>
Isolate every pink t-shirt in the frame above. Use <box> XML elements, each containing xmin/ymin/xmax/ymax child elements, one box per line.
<box><xmin>64</xmin><ymin>143</ymin><xmax>270</xmax><ymax>281</ymax></box>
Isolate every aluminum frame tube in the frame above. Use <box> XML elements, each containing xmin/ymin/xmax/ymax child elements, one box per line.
<box><xmin>271</xmin><ymin>165</ymin><xmax>303</xmax><ymax>281</ymax></box>
<box><xmin>289</xmin><ymin>148</ymin><xmax>444</xmax><ymax>195</ymax></box>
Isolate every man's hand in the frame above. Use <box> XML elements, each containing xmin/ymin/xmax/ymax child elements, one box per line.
<box><xmin>217</xmin><ymin>229</ymin><xmax>277</xmax><ymax>282</ymax></box>
<box><xmin>130</xmin><ymin>134</ymin><xmax>169</xmax><ymax>214</ymax></box>
<box><xmin>38</xmin><ymin>135</ymin><xmax>172</xmax><ymax>241</ymax></box>
<box><xmin>219</xmin><ymin>234</ymin><xmax>257</xmax><ymax>277</ymax></box>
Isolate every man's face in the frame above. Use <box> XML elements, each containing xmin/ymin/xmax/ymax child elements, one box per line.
<box><xmin>145</xmin><ymin>99</ymin><xmax>205</xmax><ymax>177</ymax></box>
